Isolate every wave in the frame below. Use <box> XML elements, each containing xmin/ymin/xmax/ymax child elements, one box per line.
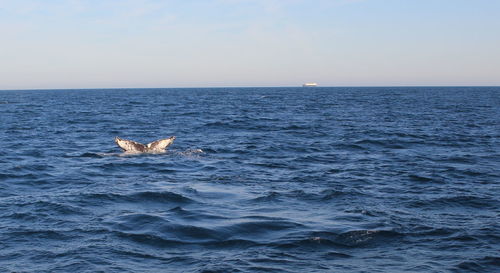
<box><xmin>269</xmin><ymin>229</ymin><xmax>402</xmax><ymax>249</ymax></box>
<box><xmin>6</xmin><ymin>200</ymin><xmax>84</xmax><ymax>217</ymax></box>
<box><xmin>175</xmin><ymin>148</ymin><xmax>204</xmax><ymax>157</ymax></box>
<box><xmin>353</xmin><ymin>139</ymin><xmax>406</xmax><ymax>149</ymax></box>
<box><xmin>221</xmin><ymin>220</ymin><xmax>302</xmax><ymax>237</ymax></box>
<box><xmin>66</xmin><ymin>149</ymin><xmax>204</xmax><ymax>159</ymax></box>
<box><xmin>453</xmin><ymin>256</ymin><xmax>500</xmax><ymax>272</ymax></box>
<box><xmin>333</xmin><ymin>229</ymin><xmax>402</xmax><ymax>247</ymax></box>
<box><xmin>80</xmin><ymin>191</ymin><xmax>196</xmax><ymax>205</ymax></box>
<box><xmin>106</xmin><ymin>210</ymin><xmax>309</xmax><ymax>247</ymax></box>
<box><xmin>250</xmin><ymin>191</ymin><xmax>282</xmax><ymax>202</ymax></box>
<box><xmin>408</xmin><ymin>174</ymin><xmax>438</xmax><ymax>183</ymax></box>
<box><xmin>0</xmin><ymin>173</ymin><xmax>39</xmax><ymax>180</ymax></box>
<box><xmin>110</xmin><ymin>248</ymin><xmax>194</xmax><ymax>264</ymax></box>
<box><xmin>247</xmin><ymin>189</ymin><xmax>364</xmax><ymax>203</ymax></box>
<box><xmin>114</xmin><ymin>229</ymin><xmax>261</xmax><ymax>250</ymax></box>
<box><xmin>407</xmin><ymin>195</ymin><xmax>498</xmax><ymax>209</ymax></box>
<box><xmin>168</xmin><ymin>206</ymin><xmax>228</xmax><ymax>221</ymax></box>
<box><xmin>9</xmin><ymin>230</ymin><xmax>73</xmax><ymax>240</ymax></box>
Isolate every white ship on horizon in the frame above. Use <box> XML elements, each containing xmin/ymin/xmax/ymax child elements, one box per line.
<box><xmin>302</xmin><ymin>83</ymin><xmax>318</xmax><ymax>87</ymax></box>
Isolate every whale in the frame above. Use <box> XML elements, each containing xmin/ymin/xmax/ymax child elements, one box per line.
<box><xmin>115</xmin><ymin>136</ymin><xmax>176</xmax><ymax>153</ymax></box>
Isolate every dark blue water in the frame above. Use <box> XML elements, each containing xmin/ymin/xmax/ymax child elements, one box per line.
<box><xmin>0</xmin><ymin>87</ymin><xmax>499</xmax><ymax>272</ymax></box>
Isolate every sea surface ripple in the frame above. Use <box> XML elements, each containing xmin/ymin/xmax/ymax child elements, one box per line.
<box><xmin>0</xmin><ymin>87</ymin><xmax>499</xmax><ymax>272</ymax></box>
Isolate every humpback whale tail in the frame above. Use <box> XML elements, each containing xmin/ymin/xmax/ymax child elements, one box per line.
<box><xmin>115</xmin><ymin>136</ymin><xmax>176</xmax><ymax>153</ymax></box>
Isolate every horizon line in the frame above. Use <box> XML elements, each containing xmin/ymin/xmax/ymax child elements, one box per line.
<box><xmin>1</xmin><ymin>85</ymin><xmax>500</xmax><ymax>91</ymax></box>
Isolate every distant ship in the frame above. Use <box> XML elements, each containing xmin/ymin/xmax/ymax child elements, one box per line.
<box><xmin>302</xmin><ymin>83</ymin><xmax>318</xmax><ymax>87</ymax></box>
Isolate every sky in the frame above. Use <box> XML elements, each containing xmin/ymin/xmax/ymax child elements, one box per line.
<box><xmin>0</xmin><ymin>0</ymin><xmax>499</xmax><ymax>89</ymax></box>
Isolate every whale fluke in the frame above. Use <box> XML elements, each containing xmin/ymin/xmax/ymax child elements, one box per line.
<box><xmin>115</xmin><ymin>136</ymin><xmax>176</xmax><ymax>153</ymax></box>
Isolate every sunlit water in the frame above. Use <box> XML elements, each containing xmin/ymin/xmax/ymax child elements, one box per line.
<box><xmin>0</xmin><ymin>87</ymin><xmax>499</xmax><ymax>272</ymax></box>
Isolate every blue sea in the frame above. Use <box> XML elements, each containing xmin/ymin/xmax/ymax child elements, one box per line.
<box><xmin>0</xmin><ymin>87</ymin><xmax>499</xmax><ymax>272</ymax></box>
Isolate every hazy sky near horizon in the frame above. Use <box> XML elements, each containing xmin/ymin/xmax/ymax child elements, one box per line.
<box><xmin>1</xmin><ymin>0</ymin><xmax>499</xmax><ymax>89</ymax></box>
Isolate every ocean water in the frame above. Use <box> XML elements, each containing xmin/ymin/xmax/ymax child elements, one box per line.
<box><xmin>0</xmin><ymin>87</ymin><xmax>499</xmax><ymax>272</ymax></box>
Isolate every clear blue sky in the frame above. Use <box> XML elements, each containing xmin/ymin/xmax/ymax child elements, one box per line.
<box><xmin>1</xmin><ymin>0</ymin><xmax>499</xmax><ymax>89</ymax></box>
